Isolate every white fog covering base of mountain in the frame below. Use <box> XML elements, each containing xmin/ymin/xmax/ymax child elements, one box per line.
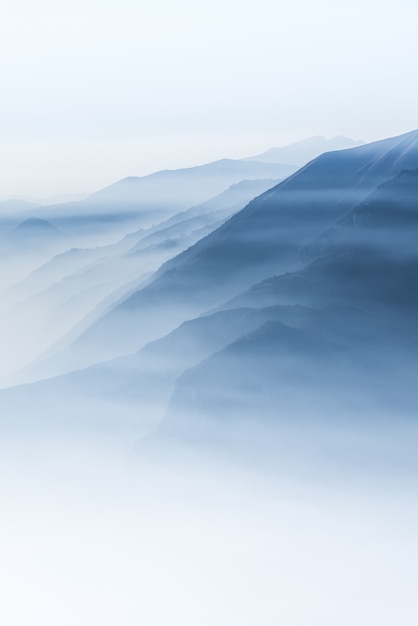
<box><xmin>2</xmin><ymin>134</ymin><xmax>418</xmax><ymax>625</ymax></box>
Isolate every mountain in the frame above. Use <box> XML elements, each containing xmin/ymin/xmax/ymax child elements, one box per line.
<box><xmin>127</xmin><ymin>178</ymin><xmax>282</xmax><ymax>256</ymax></box>
<box><xmin>2</xmin><ymin>130</ymin><xmax>418</xmax><ymax>443</ymax></box>
<box><xmin>16</xmin><ymin>159</ymin><xmax>296</xmax><ymax>247</ymax></box>
<box><xmin>8</xmin><ymin>216</ymin><xmax>63</xmax><ymax>236</ymax></box>
<box><xmin>75</xmin><ymin>160</ymin><xmax>418</xmax><ymax>424</ymax></box>
<box><xmin>0</xmin><ymin>178</ymin><xmax>282</xmax><ymax>384</ymax></box>
<box><xmin>2</xmin><ymin>218</ymin><xmax>67</xmax><ymax>255</ymax></box>
<box><xmin>0</xmin><ymin>303</ymin><xmax>321</xmax><ymax>438</ymax></box>
<box><xmin>0</xmin><ymin>199</ymin><xmax>41</xmax><ymax>238</ymax></box>
<box><xmin>51</xmin><ymin>130</ymin><xmax>418</xmax><ymax>370</ymax></box>
<box><xmin>243</xmin><ymin>135</ymin><xmax>364</xmax><ymax>166</ymax></box>
<box><xmin>86</xmin><ymin>159</ymin><xmax>294</xmax><ymax>213</ymax></box>
<box><xmin>167</xmin><ymin>167</ymin><xmax>418</xmax><ymax>423</ymax></box>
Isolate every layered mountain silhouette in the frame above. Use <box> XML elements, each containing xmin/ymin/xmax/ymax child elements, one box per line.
<box><xmin>13</xmin><ymin>158</ymin><xmax>295</xmax><ymax>246</ymax></box>
<box><xmin>167</xmin><ymin>166</ymin><xmax>418</xmax><ymax>423</ymax></box>
<box><xmin>1</xmin><ymin>218</ymin><xmax>67</xmax><ymax>256</ymax></box>
<box><xmin>1</xmin><ymin>130</ymin><xmax>418</xmax><ymax>441</ymax></box>
<box><xmin>0</xmin><ymin>177</ymin><xmax>281</xmax><ymax>381</ymax></box>
<box><xmin>243</xmin><ymin>135</ymin><xmax>364</xmax><ymax>165</ymax></box>
<box><xmin>49</xmin><ymin>130</ymin><xmax>418</xmax><ymax>371</ymax></box>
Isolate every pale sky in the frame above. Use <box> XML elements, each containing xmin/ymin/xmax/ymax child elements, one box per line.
<box><xmin>1</xmin><ymin>0</ymin><xmax>417</xmax><ymax>198</ymax></box>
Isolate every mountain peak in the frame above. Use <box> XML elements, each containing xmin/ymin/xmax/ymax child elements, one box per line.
<box><xmin>243</xmin><ymin>135</ymin><xmax>364</xmax><ymax>166</ymax></box>
<box><xmin>8</xmin><ymin>217</ymin><xmax>65</xmax><ymax>240</ymax></box>
<box><xmin>13</xmin><ymin>217</ymin><xmax>60</xmax><ymax>231</ymax></box>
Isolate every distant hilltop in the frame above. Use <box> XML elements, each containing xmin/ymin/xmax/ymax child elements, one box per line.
<box><xmin>243</xmin><ymin>135</ymin><xmax>364</xmax><ymax>166</ymax></box>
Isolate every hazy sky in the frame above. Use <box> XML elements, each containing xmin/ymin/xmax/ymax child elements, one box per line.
<box><xmin>1</xmin><ymin>0</ymin><xmax>418</xmax><ymax>198</ymax></box>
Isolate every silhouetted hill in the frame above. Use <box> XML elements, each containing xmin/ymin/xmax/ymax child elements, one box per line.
<box><xmin>167</xmin><ymin>166</ymin><xmax>418</xmax><ymax>422</ymax></box>
<box><xmin>16</xmin><ymin>160</ymin><xmax>295</xmax><ymax>244</ymax></box>
<box><xmin>61</xmin><ymin>130</ymin><xmax>418</xmax><ymax>367</ymax></box>
<box><xmin>243</xmin><ymin>135</ymin><xmax>364</xmax><ymax>165</ymax></box>
<box><xmin>1</xmin><ymin>218</ymin><xmax>67</xmax><ymax>256</ymax></box>
<box><xmin>3</xmin><ymin>131</ymin><xmax>418</xmax><ymax>439</ymax></box>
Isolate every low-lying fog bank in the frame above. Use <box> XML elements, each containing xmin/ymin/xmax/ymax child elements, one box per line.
<box><xmin>1</xmin><ymin>415</ymin><xmax>417</xmax><ymax>626</ymax></box>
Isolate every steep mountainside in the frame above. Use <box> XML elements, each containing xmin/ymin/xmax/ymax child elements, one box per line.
<box><xmin>58</xmin><ymin>130</ymin><xmax>418</xmax><ymax>368</ymax></box>
<box><xmin>2</xmin><ymin>132</ymin><xmax>418</xmax><ymax>441</ymax></box>
<box><xmin>168</xmin><ymin>168</ymin><xmax>418</xmax><ymax>422</ymax></box>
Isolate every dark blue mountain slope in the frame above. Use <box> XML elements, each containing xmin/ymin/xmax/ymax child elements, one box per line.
<box><xmin>61</xmin><ymin>131</ymin><xmax>418</xmax><ymax>366</ymax></box>
<box><xmin>167</xmin><ymin>168</ymin><xmax>418</xmax><ymax>423</ymax></box>
<box><xmin>168</xmin><ymin>304</ymin><xmax>418</xmax><ymax>425</ymax></box>
<box><xmin>3</xmin><ymin>133</ymin><xmax>418</xmax><ymax>440</ymax></box>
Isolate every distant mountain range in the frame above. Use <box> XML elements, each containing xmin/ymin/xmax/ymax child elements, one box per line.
<box><xmin>10</xmin><ymin>158</ymin><xmax>297</xmax><ymax>246</ymax></box>
<box><xmin>1</xmin><ymin>130</ymin><xmax>418</xmax><ymax>443</ymax></box>
<box><xmin>243</xmin><ymin>135</ymin><xmax>364</xmax><ymax>165</ymax></box>
<box><xmin>1</xmin><ymin>136</ymin><xmax>364</xmax><ymax>244</ymax></box>
<box><xmin>49</xmin><ymin>130</ymin><xmax>418</xmax><ymax>368</ymax></box>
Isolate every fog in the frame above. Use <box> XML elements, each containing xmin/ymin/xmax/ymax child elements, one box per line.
<box><xmin>1</xmin><ymin>426</ymin><xmax>417</xmax><ymax>626</ymax></box>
